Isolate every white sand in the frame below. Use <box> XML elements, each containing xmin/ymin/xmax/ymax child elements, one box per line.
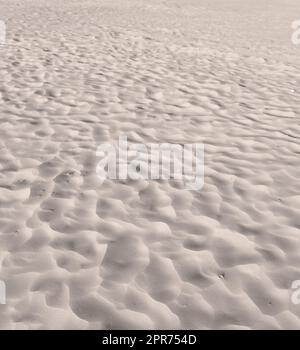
<box><xmin>0</xmin><ymin>0</ymin><xmax>300</xmax><ymax>329</ymax></box>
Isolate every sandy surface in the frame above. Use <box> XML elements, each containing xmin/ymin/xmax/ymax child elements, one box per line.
<box><xmin>0</xmin><ymin>0</ymin><xmax>300</xmax><ymax>329</ymax></box>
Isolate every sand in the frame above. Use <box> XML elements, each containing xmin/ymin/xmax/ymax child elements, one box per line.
<box><xmin>0</xmin><ymin>0</ymin><xmax>300</xmax><ymax>329</ymax></box>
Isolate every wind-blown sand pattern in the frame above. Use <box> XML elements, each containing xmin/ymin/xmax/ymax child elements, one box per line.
<box><xmin>0</xmin><ymin>0</ymin><xmax>300</xmax><ymax>329</ymax></box>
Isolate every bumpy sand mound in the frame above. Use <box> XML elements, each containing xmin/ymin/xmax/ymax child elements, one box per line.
<box><xmin>0</xmin><ymin>0</ymin><xmax>299</xmax><ymax>329</ymax></box>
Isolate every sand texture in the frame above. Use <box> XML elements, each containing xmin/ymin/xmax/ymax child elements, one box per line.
<box><xmin>0</xmin><ymin>0</ymin><xmax>300</xmax><ymax>329</ymax></box>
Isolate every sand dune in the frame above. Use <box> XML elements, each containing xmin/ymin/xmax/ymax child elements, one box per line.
<box><xmin>0</xmin><ymin>0</ymin><xmax>300</xmax><ymax>329</ymax></box>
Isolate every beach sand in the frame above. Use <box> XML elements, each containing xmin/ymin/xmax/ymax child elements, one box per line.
<box><xmin>0</xmin><ymin>0</ymin><xmax>300</xmax><ymax>329</ymax></box>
